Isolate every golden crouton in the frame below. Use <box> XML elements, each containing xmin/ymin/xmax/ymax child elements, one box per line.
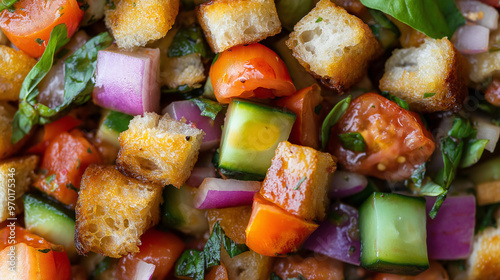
<box><xmin>161</xmin><ymin>53</ymin><xmax>206</xmax><ymax>88</ymax></box>
<box><xmin>0</xmin><ymin>155</ymin><xmax>39</xmax><ymax>223</ymax></box>
<box><xmin>207</xmin><ymin>206</ymin><xmax>274</xmax><ymax>280</ymax></box>
<box><xmin>0</xmin><ymin>46</ymin><xmax>36</xmax><ymax>101</ymax></box>
<box><xmin>105</xmin><ymin>0</ymin><xmax>179</xmax><ymax>49</ymax></box>
<box><xmin>260</xmin><ymin>141</ymin><xmax>336</xmax><ymax>221</ymax></box>
<box><xmin>286</xmin><ymin>0</ymin><xmax>382</xmax><ymax>93</ymax></box>
<box><xmin>476</xmin><ymin>181</ymin><xmax>500</xmax><ymax>206</ymax></box>
<box><xmin>196</xmin><ymin>0</ymin><xmax>281</xmax><ymax>53</ymax></box>
<box><xmin>117</xmin><ymin>112</ymin><xmax>203</xmax><ymax>187</ymax></box>
<box><xmin>389</xmin><ymin>18</ymin><xmax>427</xmax><ymax>48</ymax></box>
<box><xmin>0</xmin><ymin>102</ymin><xmax>24</xmax><ymax>159</ymax></box>
<box><xmin>75</xmin><ymin>165</ymin><xmax>162</xmax><ymax>258</ymax></box>
<box><xmin>466</xmin><ymin>225</ymin><xmax>500</xmax><ymax>279</ymax></box>
<box><xmin>380</xmin><ymin>38</ymin><xmax>468</xmax><ymax>113</ymax></box>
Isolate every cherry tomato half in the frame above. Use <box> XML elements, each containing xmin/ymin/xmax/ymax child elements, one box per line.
<box><xmin>328</xmin><ymin>93</ymin><xmax>435</xmax><ymax>181</ymax></box>
<box><xmin>0</xmin><ymin>0</ymin><xmax>84</xmax><ymax>58</ymax></box>
<box><xmin>210</xmin><ymin>43</ymin><xmax>296</xmax><ymax>104</ymax></box>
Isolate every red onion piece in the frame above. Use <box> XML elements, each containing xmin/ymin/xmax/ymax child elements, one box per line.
<box><xmin>162</xmin><ymin>100</ymin><xmax>224</xmax><ymax>151</ymax></box>
<box><xmin>426</xmin><ymin>195</ymin><xmax>476</xmax><ymax>260</ymax></box>
<box><xmin>328</xmin><ymin>170</ymin><xmax>368</xmax><ymax>198</ymax></box>
<box><xmin>304</xmin><ymin>203</ymin><xmax>361</xmax><ymax>265</ymax></box>
<box><xmin>186</xmin><ymin>167</ymin><xmax>216</xmax><ymax>187</ymax></box>
<box><xmin>458</xmin><ymin>1</ymin><xmax>499</xmax><ymax>29</ymax></box>
<box><xmin>193</xmin><ymin>178</ymin><xmax>261</xmax><ymax>209</ymax></box>
<box><xmin>452</xmin><ymin>25</ymin><xmax>490</xmax><ymax>54</ymax></box>
<box><xmin>93</xmin><ymin>47</ymin><xmax>160</xmax><ymax>115</ymax></box>
<box><xmin>132</xmin><ymin>260</ymin><xmax>155</xmax><ymax>280</ymax></box>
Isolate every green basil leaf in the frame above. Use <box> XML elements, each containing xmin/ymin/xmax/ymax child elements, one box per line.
<box><xmin>429</xmin><ymin>191</ymin><xmax>448</xmax><ymax>219</ymax></box>
<box><xmin>410</xmin><ymin>163</ymin><xmax>426</xmax><ymax>188</ymax></box>
<box><xmin>423</xmin><ymin>92</ymin><xmax>436</xmax><ymax>98</ymax></box>
<box><xmin>420</xmin><ymin>180</ymin><xmax>445</xmax><ymax>196</ymax></box>
<box><xmin>338</xmin><ymin>132</ymin><xmax>366</xmax><ymax>152</ymax></box>
<box><xmin>448</xmin><ymin>117</ymin><xmax>476</xmax><ymax>139</ymax></box>
<box><xmin>460</xmin><ymin>139</ymin><xmax>489</xmax><ymax>168</ymax></box>
<box><xmin>360</xmin><ymin>0</ymin><xmax>465</xmax><ymax>39</ymax></box>
<box><xmin>380</xmin><ymin>91</ymin><xmax>409</xmax><ymax>110</ymax></box>
<box><xmin>11</xmin><ymin>24</ymin><xmax>70</xmax><ymax>144</ymax></box>
<box><xmin>168</xmin><ymin>25</ymin><xmax>212</xmax><ymax>58</ymax></box>
<box><xmin>191</xmin><ymin>98</ymin><xmax>225</xmax><ymax>120</ymax></box>
<box><xmin>203</xmin><ymin>221</ymin><xmax>222</xmax><ymax>269</ymax></box>
<box><xmin>0</xmin><ymin>0</ymin><xmax>18</xmax><ymax>13</ymax></box>
<box><xmin>321</xmin><ymin>95</ymin><xmax>351</xmax><ymax>151</ymax></box>
<box><xmin>275</xmin><ymin>0</ymin><xmax>313</xmax><ymax>31</ymax></box>
<box><xmin>476</xmin><ymin>202</ymin><xmax>500</xmax><ymax>233</ymax></box>
<box><xmin>174</xmin><ymin>249</ymin><xmax>205</xmax><ymax>280</ymax></box>
<box><xmin>289</xmin><ymin>275</ymin><xmax>308</xmax><ymax>280</ymax></box>
<box><xmin>222</xmin><ymin>234</ymin><xmax>249</xmax><ymax>258</ymax></box>
<box><xmin>270</xmin><ymin>273</ymin><xmax>283</xmax><ymax>280</ymax></box>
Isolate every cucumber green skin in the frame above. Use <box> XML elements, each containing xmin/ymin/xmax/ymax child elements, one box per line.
<box><xmin>219</xmin><ymin>99</ymin><xmax>296</xmax><ymax>178</ymax></box>
<box><xmin>359</xmin><ymin>192</ymin><xmax>429</xmax><ymax>275</ymax></box>
<box><xmin>465</xmin><ymin>157</ymin><xmax>500</xmax><ymax>184</ymax></box>
<box><xmin>97</xmin><ymin>110</ymin><xmax>133</xmax><ymax>146</ymax></box>
<box><xmin>23</xmin><ymin>193</ymin><xmax>77</xmax><ymax>259</ymax></box>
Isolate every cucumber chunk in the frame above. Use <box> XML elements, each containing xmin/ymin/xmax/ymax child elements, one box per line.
<box><xmin>359</xmin><ymin>192</ymin><xmax>429</xmax><ymax>275</ymax></box>
<box><xmin>161</xmin><ymin>185</ymin><xmax>208</xmax><ymax>235</ymax></box>
<box><xmin>23</xmin><ymin>193</ymin><xmax>77</xmax><ymax>258</ymax></box>
<box><xmin>96</xmin><ymin>110</ymin><xmax>134</xmax><ymax>146</ymax></box>
<box><xmin>219</xmin><ymin>99</ymin><xmax>296</xmax><ymax>179</ymax></box>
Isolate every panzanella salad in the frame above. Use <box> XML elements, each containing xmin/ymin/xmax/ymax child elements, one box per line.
<box><xmin>1</xmin><ymin>0</ymin><xmax>500</xmax><ymax>279</ymax></box>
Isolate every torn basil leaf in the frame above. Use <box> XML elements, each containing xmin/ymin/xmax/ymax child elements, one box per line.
<box><xmin>339</xmin><ymin>132</ymin><xmax>366</xmax><ymax>152</ymax></box>
<box><xmin>321</xmin><ymin>95</ymin><xmax>351</xmax><ymax>151</ymax></box>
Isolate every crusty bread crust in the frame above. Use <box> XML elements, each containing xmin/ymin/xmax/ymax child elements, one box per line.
<box><xmin>75</xmin><ymin>165</ymin><xmax>162</xmax><ymax>258</ymax></box>
<box><xmin>380</xmin><ymin>38</ymin><xmax>468</xmax><ymax>113</ymax></box>
<box><xmin>117</xmin><ymin>113</ymin><xmax>203</xmax><ymax>187</ymax></box>
<box><xmin>196</xmin><ymin>0</ymin><xmax>281</xmax><ymax>53</ymax></box>
<box><xmin>0</xmin><ymin>102</ymin><xmax>24</xmax><ymax>160</ymax></box>
<box><xmin>0</xmin><ymin>46</ymin><xmax>36</xmax><ymax>101</ymax></box>
<box><xmin>467</xmin><ymin>225</ymin><xmax>500</xmax><ymax>279</ymax></box>
<box><xmin>286</xmin><ymin>0</ymin><xmax>382</xmax><ymax>93</ymax></box>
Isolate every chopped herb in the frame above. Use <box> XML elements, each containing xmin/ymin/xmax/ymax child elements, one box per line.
<box><xmin>338</xmin><ymin>132</ymin><xmax>366</xmax><ymax>152</ymax></box>
<box><xmin>203</xmin><ymin>222</ymin><xmax>222</xmax><ymax>269</ymax></box>
<box><xmin>87</xmin><ymin>147</ymin><xmax>92</xmax><ymax>154</ymax></box>
<box><xmin>448</xmin><ymin>117</ymin><xmax>476</xmax><ymax>139</ymax></box>
<box><xmin>133</xmin><ymin>1</ymin><xmax>136</xmax><ymax>7</ymax></box>
<box><xmin>35</xmin><ymin>38</ymin><xmax>44</xmax><ymax>46</ymax></box>
<box><xmin>191</xmin><ymin>98</ymin><xmax>225</xmax><ymax>120</ymax></box>
<box><xmin>423</xmin><ymin>92</ymin><xmax>436</xmax><ymax>98</ymax></box>
<box><xmin>45</xmin><ymin>174</ymin><xmax>56</xmax><ymax>185</ymax></box>
<box><xmin>168</xmin><ymin>25</ymin><xmax>213</xmax><ymax>58</ymax></box>
<box><xmin>76</xmin><ymin>159</ymin><xmax>81</xmax><ymax>170</ymax></box>
<box><xmin>476</xmin><ymin>202</ymin><xmax>500</xmax><ymax>233</ymax></box>
<box><xmin>7</xmin><ymin>5</ymin><xmax>14</xmax><ymax>12</ymax></box>
<box><xmin>349</xmin><ymin>246</ymin><xmax>356</xmax><ymax>253</ymax></box>
<box><xmin>38</xmin><ymin>249</ymin><xmax>51</xmax><ymax>253</ymax></box>
<box><xmin>371</xmin><ymin>105</ymin><xmax>376</xmax><ymax>108</ymax></box>
<box><xmin>314</xmin><ymin>104</ymin><xmax>322</xmax><ymax>115</ymax></box>
<box><xmin>460</xmin><ymin>139</ymin><xmax>489</xmax><ymax>168</ymax></box>
<box><xmin>316</xmin><ymin>17</ymin><xmax>323</xmax><ymax>23</ymax></box>
<box><xmin>223</xmin><ymin>234</ymin><xmax>249</xmax><ymax>257</ymax></box>
<box><xmin>270</xmin><ymin>273</ymin><xmax>283</xmax><ymax>280</ymax></box>
<box><xmin>321</xmin><ymin>95</ymin><xmax>351</xmax><ymax>151</ymax></box>
<box><xmin>212</xmin><ymin>53</ymin><xmax>219</xmax><ymax>65</ymax></box>
<box><xmin>380</xmin><ymin>91</ymin><xmax>409</xmax><ymax>110</ymax></box>
<box><xmin>175</xmin><ymin>249</ymin><xmax>205</xmax><ymax>280</ymax></box>
<box><xmin>80</xmin><ymin>2</ymin><xmax>89</xmax><ymax>11</ymax></box>
<box><xmin>106</xmin><ymin>0</ymin><xmax>116</xmax><ymax>10</ymax></box>
<box><xmin>294</xmin><ymin>176</ymin><xmax>307</xmax><ymax>190</ymax></box>
<box><xmin>66</xmin><ymin>183</ymin><xmax>78</xmax><ymax>192</ymax></box>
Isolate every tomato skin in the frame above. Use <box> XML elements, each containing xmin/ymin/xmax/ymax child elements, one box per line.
<box><xmin>210</xmin><ymin>43</ymin><xmax>296</xmax><ymax>103</ymax></box>
<box><xmin>276</xmin><ymin>84</ymin><xmax>323</xmax><ymax>149</ymax></box>
<box><xmin>485</xmin><ymin>78</ymin><xmax>500</xmax><ymax>107</ymax></box>
<box><xmin>26</xmin><ymin>115</ymin><xmax>82</xmax><ymax>155</ymax></box>
<box><xmin>0</xmin><ymin>227</ymin><xmax>71</xmax><ymax>280</ymax></box>
<box><xmin>0</xmin><ymin>0</ymin><xmax>83</xmax><ymax>58</ymax></box>
<box><xmin>34</xmin><ymin>129</ymin><xmax>101</xmax><ymax>208</ymax></box>
<box><xmin>116</xmin><ymin>229</ymin><xmax>185</xmax><ymax>280</ymax></box>
<box><xmin>328</xmin><ymin>93</ymin><xmax>435</xmax><ymax>181</ymax></box>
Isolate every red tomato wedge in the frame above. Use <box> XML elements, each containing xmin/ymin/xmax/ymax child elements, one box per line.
<box><xmin>210</xmin><ymin>43</ymin><xmax>296</xmax><ymax>104</ymax></box>
<box><xmin>34</xmin><ymin>129</ymin><xmax>101</xmax><ymax>208</ymax></box>
<box><xmin>116</xmin><ymin>229</ymin><xmax>185</xmax><ymax>280</ymax></box>
<box><xmin>328</xmin><ymin>93</ymin><xmax>435</xmax><ymax>181</ymax></box>
<box><xmin>27</xmin><ymin>115</ymin><xmax>82</xmax><ymax>155</ymax></box>
<box><xmin>0</xmin><ymin>0</ymin><xmax>83</xmax><ymax>58</ymax></box>
<box><xmin>276</xmin><ymin>84</ymin><xmax>323</xmax><ymax>149</ymax></box>
<box><xmin>0</xmin><ymin>227</ymin><xmax>71</xmax><ymax>280</ymax></box>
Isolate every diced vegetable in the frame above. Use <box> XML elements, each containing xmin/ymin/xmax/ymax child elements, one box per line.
<box><xmin>276</xmin><ymin>84</ymin><xmax>323</xmax><ymax>149</ymax></box>
<box><xmin>373</xmin><ymin>261</ymin><xmax>449</xmax><ymax>280</ymax></box>
<box><xmin>245</xmin><ymin>194</ymin><xmax>318</xmax><ymax>256</ymax></box>
<box><xmin>162</xmin><ymin>99</ymin><xmax>225</xmax><ymax>151</ymax></box>
<box><xmin>425</xmin><ymin>195</ymin><xmax>475</xmax><ymax>260</ymax></box>
<box><xmin>0</xmin><ymin>0</ymin><xmax>84</xmax><ymax>57</ymax></box>
<box><xmin>368</xmin><ymin>9</ymin><xmax>401</xmax><ymax>50</ymax></box>
<box><xmin>275</xmin><ymin>0</ymin><xmax>313</xmax><ymax>31</ymax></box>
<box><xmin>218</xmin><ymin>99</ymin><xmax>296</xmax><ymax>180</ymax></box>
<box><xmin>96</xmin><ymin>110</ymin><xmax>134</xmax><ymax>147</ymax></box>
<box><xmin>272</xmin><ymin>255</ymin><xmax>344</xmax><ymax>280</ymax></box>
<box><xmin>452</xmin><ymin>25</ymin><xmax>489</xmax><ymax>54</ymax></box>
<box><xmin>186</xmin><ymin>166</ymin><xmax>216</xmax><ymax>188</ymax></box>
<box><xmin>116</xmin><ymin>229</ymin><xmax>185</xmax><ymax>280</ymax></box>
<box><xmin>304</xmin><ymin>202</ymin><xmax>361</xmax><ymax>265</ymax></box>
<box><xmin>194</xmin><ymin>178</ymin><xmax>261</xmax><ymax>209</ymax></box>
<box><xmin>473</xmin><ymin>115</ymin><xmax>500</xmax><ymax>152</ymax></box>
<box><xmin>328</xmin><ymin>170</ymin><xmax>368</xmax><ymax>199</ymax></box>
<box><xmin>205</xmin><ymin>264</ymin><xmax>229</xmax><ymax>280</ymax></box>
<box><xmin>359</xmin><ymin>192</ymin><xmax>428</xmax><ymax>275</ymax></box>
<box><xmin>161</xmin><ymin>185</ymin><xmax>209</xmax><ymax>235</ymax></box>
<box><xmin>167</xmin><ymin>25</ymin><xmax>212</xmax><ymax>58</ymax></box>
<box><xmin>80</xmin><ymin>0</ymin><xmax>106</xmax><ymax>26</ymax></box>
<box><xmin>27</xmin><ymin>115</ymin><xmax>82</xmax><ymax>155</ymax></box>
<box><xmin>457</xmin><ymin>0</ymin><xmax>498</xmax><ymax>29</ymax></box>
<box><xmin>23</xmin><ymin>192</ymin><xmax>77</xmax><ymax>259</ymax></box>
<box><xmin>465</xmin><ymin>157</ymin><xmax>500</xmax><ymax>185</ymax></box>
<box><xmin>485</xmin><ymin>79</ymin><xmax>500</xmax><ymax>107</ymax></box>
<box><xmin>93</xmin><ymin>47</ymin><xmax>161</xmax><ymax>115</ymax></box>
<box><xmin>476</xmin><ymin>181</ymin><xmax>500</xmax><ymax>206</ymax></box>
<box><xmin>210</xmin><ymin>43</ymin><xmax>296</xmax><ymax>104</ymax></box>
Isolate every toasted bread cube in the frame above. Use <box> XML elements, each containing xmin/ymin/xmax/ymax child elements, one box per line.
<box><xmin>466</xmin><ymin>226</ymin><xmax>500</xmax><ymax>279</ymax></box>
<box><xmin>207</xmin><ymin>206</ymin><xmax>274</xmax><ymax>280</ymax></box>
<box><xmin>117</xmin><ymin>112</ymin><xmax>203</xmax><ymax>187</ymax></box>
<box><xmin>161</xmin><ymin>53</ymin><xmax>206</xmax><ymax>88</ymax></box>
<box><xmin>260</xmin><ymin>141</ymin><xmax>336</xmax><ymax>221</ymax></box>
<box><xmin>380</xmin><ymin>38</ymin><xmax>468</xmax><ymax>113</ymax></box>
<box><xmin>105</xmin><ymin>0</ymin><xmax>179</xmax><ymax>49</ymax></box>
<box><xmin>196</xmin><ymin>0</ymin><xmax>281</xmax><ymax>53</ymax></box>
<box><xmin>0</xmin><ymin>102</ymin><xmax>24</xmax><ymax>159</ymax></box>
<box><xmin>0</xmin><ymin>156</ymin><xmax>39</xmax><ymax>223</ymax></box>
<box><xmin>476</xmin><ymin>181</ymin><xmax>500</xmax><ymax>206</ymax></box>
<box><xmin>286</xmin><ymin>0</ymin><xmax>381</xmax><ymax>92</ymax></box>
<box><xmin>75</xmin><ymin>165</ymin><xmax>162</xmax><ymax>258</ymax></box>
<box><xmin>0</xmin><ymin>46</ymin><xmax>36</xmax><ymax>101</ymax></box>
